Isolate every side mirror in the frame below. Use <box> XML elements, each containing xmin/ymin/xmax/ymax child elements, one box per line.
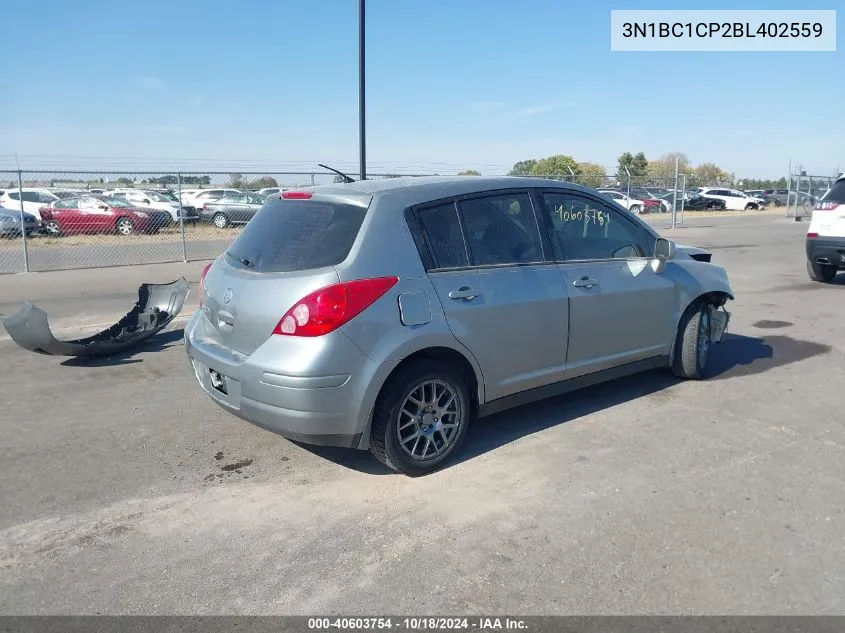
<box><xmin>98</xmin><ymin>204</ymin><xmax>109</xmax><ymax>210</ymax></box>
<box><xmin>142</xmin><ymin>199</ymin><xmax>151</xmax><ymax>205</ymax></box>
<box><xmin>652</xmin><ymin>237</ymin><xmax>676</xmax><ymax>273</ymax></box>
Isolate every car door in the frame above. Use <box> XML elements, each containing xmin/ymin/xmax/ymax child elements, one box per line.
<box><xmin>412</xmin><ymin>191</ymin><xmax>571</xmax><ymax>402</ymax></box>
<box><xmin>77</xmin><ymin>196</ymin><xmax>112</xmax><ymax>233</ymax></box>
<box><xmin>244</xmin><ymin>193</ymin><xmax>265</xmax><ymax>221</ymax></box>
<box><xmin>50</xmin><ymin>198</ymin><xmax>82</xmax><ymax>233</ymax></box>
<box><xmin>537</xmin><ymin>190</ymin><xmax>676</xmax><ymax>379</ymax></box>
<box><xmin>228</xmin><ymin>194</ymin><xmax>251</xmax><ymax>222</ymax></box>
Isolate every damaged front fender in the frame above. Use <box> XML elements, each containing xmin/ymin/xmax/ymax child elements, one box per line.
<box><xmin>1</xmin><ymin>277</ymin><xmax>191</xmax><ymax>357</ymax></box>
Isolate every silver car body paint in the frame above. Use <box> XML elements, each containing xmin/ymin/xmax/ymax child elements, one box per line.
<box><xmin>184</xmin><ymin>177</ymin><xmax>733</xmax><ymax>451</ymax></box>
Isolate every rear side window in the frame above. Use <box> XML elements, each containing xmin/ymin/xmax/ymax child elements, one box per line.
<box><xmin>458</xmin><ymin>192</ymin><xmax>543</xmax><ymax>265</ymax></box>
<box><xmin>416</xmin><ymin>202</ymin><xmax>468</xmax><ymax>269</ymax></box>
<box><xmin>821</xmin><ymin>180</ymin><xmax>845</xmax><ymax>205</ymax></box>
<box><xmin>224</xmin><ymin>199</ymin><xmax>367</xmax><ymax>273</ymax></box>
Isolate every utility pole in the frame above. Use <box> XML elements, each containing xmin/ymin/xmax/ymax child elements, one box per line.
<box><xmin>358</xmin><ymin>0</ymin><xmax>366</xmax><ymax>181</ymax></box>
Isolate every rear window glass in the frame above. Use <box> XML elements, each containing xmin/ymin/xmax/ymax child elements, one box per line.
<box><xmin>821</xmin><ymin>180</ymin><xmax>845</xmax><ymax>205</ymax></box>
<box><xmin>224</xmin><ymin>199</ymin><xmax>367</xmax><ymax>273</ymax></box>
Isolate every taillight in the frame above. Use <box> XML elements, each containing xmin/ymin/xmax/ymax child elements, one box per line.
<box><xmin>815</xmin><ymin>201</ymin><xmax>839</xmax><ymax>211</ymax></box>
<box><xmin>807</xmin><ymin>232</ymin><xmax>819</xmax><ymax>238</ymax></box>
<box><xmin>198</xmin><ymin>262</ymin><xmax>212</xmax><ymax>307</ymax></box>
<box><xmin>273</xmin><ymin>277</ymin><xmax>399</xmax><ymax>337</ymax></box>
<box><xmin>281</xmin><ymin>191</ymin><xmax>313</xmax><ymax>200</ymax></box>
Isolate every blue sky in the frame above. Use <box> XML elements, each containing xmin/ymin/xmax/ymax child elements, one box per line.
<box><xmin>1</xmin><ymin>0</ymin><xmax>841</xmax><ymax>177</ymax></box>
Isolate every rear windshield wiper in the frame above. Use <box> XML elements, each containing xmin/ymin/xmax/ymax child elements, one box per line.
<box><xmin>226</xmin><ymin>252</ymin><xmax>254</xmax><ymax>269</ymax></box>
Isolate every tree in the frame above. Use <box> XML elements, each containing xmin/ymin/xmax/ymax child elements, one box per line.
<box><xmin>116</xmin><ymin>176</ymin><xmax>134</xmax><ymax>184</ymax></box>
<box><xmin>457</xmin><ymin>169</ymin><xmax>481</xmax><ymax>176</ymax></box>
<box><xmin>508</xmin><ymin>159</ymin><xmax>538</xmax><ymax>176</ymax></box>
<box><xmin>575</xmin><ymin>162</ymin><xmax>607</xmax><ymax>189</ymax></box>
<box><xmin>531</xmin><ymin>154</ymin><xmax>578</xmax><ymax>178</ymax></box>
<box><xmin>692</xmin><ymin>162</ymin><xmax>725</xmax><ymax>187</ymax></box>
<box><xmin>248</xmin><ymin>176</ymin><xmax>279</xmax><ymax>189</ymax></box>
<box><xmin>617</xmin><ymin>152</ymin><xmax>648</xmax><ymax>184</ymax></box>
<box><xmin>229</xmin><ymin>173</ymin><xmax>245</xmax><ymax>188</ymax></box>
<box><xmin>647</xmin><ymin>152</ymin><xmax>690</xmax><ymax>183</ymax></box>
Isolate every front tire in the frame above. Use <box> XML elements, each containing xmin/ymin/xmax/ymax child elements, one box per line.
<box><xmin>745</xmin><ymin>203</ymin><xmax>758</xmax><ymax>211</ymax></box>
<box><xmin>115</xmin><ymin>217</ymin><xmax>134</xmax><ymax>235</ymax></box>
<box><xmin>630</xmin><ymin>205</ymin><xmax>642</xmax><ymax>215</ymax></box>
<box><xmin>672</xmin><ymin>301</ymin><xmax>713</xmax><ymax>380</ymax></box>
<box><xmin>807</xmin><ymin>260</ymin><xmax>837</xmax><ymax>283</ymax></box>
<box><xmin>212</xmin><ymin>213</ymin><xmax>229</xmax><ymax>229</ymax></box>
<box><xmin>44</xmin><ymin>220</ymin><xmax>61</xmax><ymax>236</ymax></box>
<box><xmin>370</xmin><ymin>359</ymin><xmax>471</xmax><ymax>476</ymax></box>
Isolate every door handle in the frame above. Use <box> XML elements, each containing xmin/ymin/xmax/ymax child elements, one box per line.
<box><xmin>572</xmin><ymin>276</ymin><xmax>597</xmax><ymax>289</ymax></box>
<box><xmin>448</xmin><ymin>286</ymin><xmax>478</xmax><ymax>301</ymax></box>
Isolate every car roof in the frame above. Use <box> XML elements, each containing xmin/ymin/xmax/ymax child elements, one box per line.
<box><xmin>301</xmin><ymin>175</ymin><xmax>605</xmax><ymax>206</ymax></box>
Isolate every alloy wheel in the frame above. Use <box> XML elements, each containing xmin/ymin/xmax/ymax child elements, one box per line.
<box><xmin>396</xmin><ymin>379</ymin><xmax>462</xmax><ymax>461</ymax></box>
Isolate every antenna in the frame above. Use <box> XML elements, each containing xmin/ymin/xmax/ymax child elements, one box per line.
<box><xmin>318</xmin><ymin>163</ymin><xmax>356</xmax><ymax>183</ymax></box>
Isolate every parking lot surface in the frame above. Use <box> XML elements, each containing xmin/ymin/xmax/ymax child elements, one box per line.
<box><xmin>2</xmin><ymin>214</ymin><xmax>844</xmax><ymax>614</ymax></box>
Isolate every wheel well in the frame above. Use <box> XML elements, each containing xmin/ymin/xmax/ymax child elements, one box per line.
<box><xmin>383</xmin><ymin>347</ymin><xmax>480</xmax><ymax>413</ymax></box>
<box><xmin>671</xmin><ymin>291</ymin><xmax>732</xmax><ymax>361</ymax></box>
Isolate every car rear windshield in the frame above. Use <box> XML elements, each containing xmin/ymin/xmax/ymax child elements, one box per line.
<box><xmin>224</xmin><ymin>199</ymin><xmax>368</xmax><ymax>273</ymax></box>
<box><xmin>821</xmin><ymin>180</ymin><xmax>845</xmax><ymax>205</ymax></box>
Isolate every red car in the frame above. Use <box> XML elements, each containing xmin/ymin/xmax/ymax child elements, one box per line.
<box><xmin>40</xmin><ymin>195</ymin><xmax>155</xmax><ymax>236</ymax></box>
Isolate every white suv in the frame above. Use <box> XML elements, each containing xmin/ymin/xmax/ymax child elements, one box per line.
<box><xmin>0</xmin><ymin>188</ymin><xmax>59</xmax><ymax>221</ymax></box>
<box><xmin>806</xmin><ymin>175</ymin><xmax>845</xmax><ymax>283</ymax></box>
<box><xmin>698</xmin><ymin>188</ymin><xmax>766</xmax><ymax>211</ymax></box>
<box><xmin>104</xmin><ymin>189</ymin><xmax>185</xmax><ymax>221</ymax></box>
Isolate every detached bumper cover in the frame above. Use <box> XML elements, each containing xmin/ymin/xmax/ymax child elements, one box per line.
<box><xmin>1</xmin><ymin>278</ymin><xmax>190</xmax><ymax>357</ymax></box>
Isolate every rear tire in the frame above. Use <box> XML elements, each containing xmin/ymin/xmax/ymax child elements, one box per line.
<box><xmin>745</xmin><ymin>203</ymin><xmax>758</xmax><ymax>211</ymax></box>
<box><xmin>212</xmin><ymin>213</ymin><xmax>229</xmax><ymax>229</ymax></box>
<box><xmin>370</xmin><ymin>359</ymin><xmax>471</xmax><ymax>476</ymax></box>
<box><xmin>807</xmin><ymin>260</ymin><xmax>837</xmax><ymax>283</ymax></box>
<box><xmin>672</xmin><ymin>301</ymin><xmax>712</xmax><ymax>380</ymax></box>
<box><xmin>630</xmin><ymin>205</ymin><xmax>642</xmax><ymax>215</ymax></box>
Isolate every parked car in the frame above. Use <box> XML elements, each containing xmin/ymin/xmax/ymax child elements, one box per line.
<box><xmin>597</xmin><ymin>189</ymin><xmax>646</xmax><ymax>214</ymax></box>
<box><xmin>182</xmin><ymin>188</ymin><xmax>244</xmax><ymax>209</ymax></box>
<box><xmin>185</xmin><ymin>176</ymin><xmax>735</xmax><ymax>475</ymax></box>
<box><xmin>644</xmin><ymin>186</ymin><xmax>672</xmax><ymax>198</ymax></box>
<box><xmin>744</xmin><ymin>190</ymin><xmax>777</xmax><ymax>206</ymax></box>
<box><xmin>0</xmin><ymin>188</ymin><xmax>59</xmax><ymax>221</ymax></box>
<box><xmin>200</xmin><ymin>192</ymin><xmax>267</xmax><ymax>228</ymax></box>
<box><xmin>608</xmin><ymin>187</ymin><xmax>671</xmax><ymax>213</ymax></box>
<box><xmin>806</xmin><ymin>175</ymin><xmax>845</xmax><ymax>283</ymax></box>
<box><xmin>104</xmin><ymin>189</ymin><xmax>198</xmax><ymax>223</ymax></box>
<box><xmin>40</xmin><ymin>195</ymin><xmax>156</xmax><ymax>236</ymax></box>
<box><xmin>257</xmin><ymin>187</ymin><xmax>282</xmax><ymax>198</ymax></box>
<box><xmin>0</xmin><ymin>207</ymin><xmax>41</xmax><ymax>237</ymax></box>
<box><xmin>662</xmin><ymin>191</ymin><xmax>726</xmax><ymax>211</ymax></box>
<box><xmin>697</xmin><ymin>188</ymin><xmax>766</xmax><ymax>211</ymax></box>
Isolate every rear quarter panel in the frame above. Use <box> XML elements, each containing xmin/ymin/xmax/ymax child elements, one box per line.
<box><xmin>333</xmin><ymin>191</ymin><xmax>488</xmax><ymax>441</ymax></box>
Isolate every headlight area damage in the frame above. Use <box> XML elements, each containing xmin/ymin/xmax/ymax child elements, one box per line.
<box><xmin>1</xmin><ymin>278</ymin><xmax>190</xmax><ymax>357</ymax></box>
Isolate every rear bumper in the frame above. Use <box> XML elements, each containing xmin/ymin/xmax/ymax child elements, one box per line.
<box><xmin>183</xmin><ymin>310</ymin><xmax>375</xmax><ymax>449</ymax></box>
<box><xmin>806</xmin><ymin>236</ymin><xmax>845</xmax><ymax>268</ymax></box>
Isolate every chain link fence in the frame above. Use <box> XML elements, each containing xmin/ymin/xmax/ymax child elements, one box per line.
<box><xmin>785</xmin><ymin>172</ymin><xmax>837</xmax><ymax>221</ymax></box>
<box><xmin>0</xmin><ymin>168</ymin><xmax>698</xmax><ymax>274</ymax></box>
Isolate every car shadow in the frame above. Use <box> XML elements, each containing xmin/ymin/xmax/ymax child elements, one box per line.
<box><xmin>298</xmin><ymin>332</ymin><xmax>831</xmax><ymax>476</ymax></box>
<box><xmin>59</xmin><ymin>328</ymin><xmax>185</xmax><ymax>367</ymax></box>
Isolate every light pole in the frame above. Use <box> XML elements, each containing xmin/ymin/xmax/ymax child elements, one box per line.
<box><xmin>358</xmin><ymin>0</ymin><xmax>366</xmax><ymax>180</ymax></box>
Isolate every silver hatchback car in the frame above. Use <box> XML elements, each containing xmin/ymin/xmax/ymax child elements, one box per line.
<box><xmin>185</xmin><ymin>177</ymin><xmax>734</xmax><ymax>475</ymax></box>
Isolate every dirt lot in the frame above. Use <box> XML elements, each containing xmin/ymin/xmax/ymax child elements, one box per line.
<box><xmin>2</xmin><ymin>214</ymin><xmax>844</xmax><ymax>615</ymax></box>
